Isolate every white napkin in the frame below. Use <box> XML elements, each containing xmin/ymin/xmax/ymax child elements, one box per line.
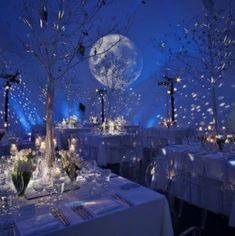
<box><xmin>83</xmin><ymin>197</ymin><xmax>123</xmax><ymax>216</ymax></box>
<box><xmin>19</xmin><ymin>204</ymin><xmax>36</xmax><ymax>219</ymax></box>
<box><xmin>109</xmin><ymin>176</ymin><xmax>127</xmax><ymax>186</ymax></box>
<box><xmin>120</xmin><ymin>182</ymin><xmax>140</xmax><ymax>190</ymax></box>
<box><xmin>59</xmin><ymin>205</ymin><xmax>81</xmax><ymax>224</ymax></box>
<box><xmin>16</xmin><ymin>213</ymin><xmax>59</xmax><ymax>236</ymax></box>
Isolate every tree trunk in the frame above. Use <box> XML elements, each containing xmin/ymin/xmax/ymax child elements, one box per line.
<box><xmin>46</xmin><ymin>73</ymin><xmax>55</xmax><ymax>167</ymax></box>
<box><xmin>211</xmin><ymin>84</ymin><xmax>218</xmax><ymax>132</ymax></box>
<box><xmin>207</xmin><ymin>23</ymin><xmax>219</xmax><ymax>133</ymax></box>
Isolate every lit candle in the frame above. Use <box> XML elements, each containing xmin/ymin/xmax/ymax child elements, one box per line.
<box><xmin>109</xmin><ymin>121</ymin><xmax>114</xmax><ymax>134</ymax></box>
<box><xmin>40</xmin><ymin>141</ymin><xmax>46</xmax><ymax>154</ymax></box>
<box><xmin>35</xmin><ymin>137</ymin><xmax>41</xmax><ymax>148</ymax></box>
<box><xmin>28</xmin><ymin>132</ymin><xmax>32</xmax><ymax>141</ymax></box>
<box><xmin>62</xmin><ymin>119</ymin><xmax>66</xmax><ymax>127</ymax></box>
<box><xmin>54</xmin><ymin>167</ymin><xmax>61</xmax><ymax>178</ymax></box>
<box><xmin>10</xmin><ymin>144</ymin><xmax>18</xmax><ymax>156</ymax></box>
<box><xmin>198</xmin><ymin>126</ymin><xmax>203</xmax><ymax>131</ymax></box>
<box><xmin>71</xmin><ymin>138</ymin><xmax>77</xmax><ymax>145</ymax></box>
<box><xmin>53</xmin><ymin>138</ymin><xmax>57</xmax><ymax>147</ymax></box>
<box><xmin>208</xmin><ymin>125</ymin><xmax>212</xmax><ymax>131</ymax></box>
<box><xmin>69</xmin><ymin>144</ymin><xmax>76</xmax><ymax>154</ymax></box>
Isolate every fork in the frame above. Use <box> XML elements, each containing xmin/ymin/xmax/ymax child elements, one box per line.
<box><xmin>112</xmin><ymin>193</ymin><xmax>134</xmax><ymax>207</ymax></box>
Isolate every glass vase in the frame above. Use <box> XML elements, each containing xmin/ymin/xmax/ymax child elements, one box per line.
<box><xmin>11</xmin><ymin>172</ymin><xmax>31</xmax><ymax>197</ymax></box>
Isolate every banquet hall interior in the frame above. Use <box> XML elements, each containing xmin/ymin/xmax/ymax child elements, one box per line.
<box><xmin>0</xmin><ymin>0</ymin><xmax>235</xmax><ymax>235</ymax></box>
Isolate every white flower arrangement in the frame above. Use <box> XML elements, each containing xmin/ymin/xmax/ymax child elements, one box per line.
<box><xmin>100</xmin><ymin>117</ymin><xmax>126</xmax><ymax>134</ymax></box>
<box><xmin>57</xmin><ymin>150</ymin><xmax>81</xmax><ymax>181</ymax></box>
<box><xmin>11</xmin><ymin>149</ymin><xmax>36</xmax><ymax>196</ymax></box>
<box><xmin>59</xmin><ymin>115</ymin><xmax>79</xmax><ymax>128</ymax></box>
<box><xmin>89</xmin><ymin>116</ymin><xmax>98</xmax><ymax>124</ymax></box>
<box><xmin>12</xmin><ymin>149</ymin><xmax>36</xmax><ymax>174</ymax></box>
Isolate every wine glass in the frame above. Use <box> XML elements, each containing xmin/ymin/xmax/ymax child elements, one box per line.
<box><xmin>53</xmin><ymin>175</ymin><xmax>65</xmax><ymax>202</ymax></box>
<box><xmin>0</xmin><ymin>175</ymin><xmax>15</xmax><ymax>216</ymax></box>
<box><xmin>33</xmin><ymin>180</ymin><xmax>44</xmax><ymax>195</ymax></box>
<box><xmin>96</xmin><ymin>169</ymin><xmax>112</xmax><ymax>194</ymax></box>
<box><xmin>45</xmin><ymin>182</ymin><xmax>54</xmax><ymax>206</ymax></box>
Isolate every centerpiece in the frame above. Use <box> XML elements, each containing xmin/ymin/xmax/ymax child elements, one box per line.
<box><xmin>59</xmin><ymin>115</ymin><xmax>79</xmax><ymax>128</ymax></box>
<box><xmin>159</xmin><ymin>118</ymin><xmax>176</xmax><ymax>128</ymax></box>
<box><xmin>11</xmin><ymin>149</ymin><xmax>36</xmax><ymax>196</ymax></box>
<box><xmin>89</xmin><ymin>116</ymin><xmax>98</xmax><ymax>124</ymax></box>
<box><xmin>57</xmin><ymin>150</ymin><xmax>81</xmax><ymax>182</ymax></box>
<box><xmin>99</xmin><ymin>117</ymin><xmax>126</xmax><ymax>134</ymax></box>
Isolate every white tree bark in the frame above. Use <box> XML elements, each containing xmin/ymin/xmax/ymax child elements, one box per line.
<box><xmin>45</xmin><ymin>73</ymin><xmax>55</xmax><ymax>167</ymax></box>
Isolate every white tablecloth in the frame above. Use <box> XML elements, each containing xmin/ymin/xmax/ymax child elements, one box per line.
<box><xmin>83</xmin><ymin>134</ymin><xmax>143</xmax><ymax>166</ymax></box>
<box><xmin>13</xmin><ymin>176</ymin><xmax>173</xmax><ymax>236</ymax></box>
<box><xmin>143</xmin><ymin>127</ymin><xmax>195</xmax><ymax>146</ymax></box>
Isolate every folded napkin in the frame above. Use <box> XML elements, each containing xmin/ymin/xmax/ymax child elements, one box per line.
<box><xmin>58</xmin><ymin>205</ymin><xmax>81</xmax><ymax>225</ymax></box>
<box><xmin>109</xmin><ymin>176</ymin><xmax>127</xmax><ymax>186</ymax></box>
<box><xmin>19</xmin><ymin>204</ymin><xmax>36</xmax><ymax>219</ymax></box>
<box><xmin>16</xmin><ymin>213</ymin><xmax>59</xmax><ymax>236</ymax></box>
<box><xmin>83</xmin><ymin>197</ymin><xmax>123</xmax><ymax>216</ymax></box>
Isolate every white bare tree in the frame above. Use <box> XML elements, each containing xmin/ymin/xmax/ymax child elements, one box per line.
<box><xmin>18</xmin><ymin>0</ymin><xmax>131</xmax><ymax>166</ymax></box>
<box><xmin>157</xmin><ymin>0</ymin><xmax>235</xmax><ymax>132</ymax></box>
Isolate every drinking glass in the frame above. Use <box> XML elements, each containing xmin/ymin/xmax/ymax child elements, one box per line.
<box><xmin>53</xmin><ymin>177</ymin><xmax>65</xmax><ymax>202</ymax></box>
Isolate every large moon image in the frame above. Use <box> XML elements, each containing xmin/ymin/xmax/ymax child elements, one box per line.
<box><xmin>89</xmin><ymin>34</ymin><xmax>143</xmax><ymax>89</ymax></box>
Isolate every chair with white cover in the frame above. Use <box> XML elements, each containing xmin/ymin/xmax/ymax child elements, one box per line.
<box><xmin>145</xmin><ymin>159</ymin><xmax>158</xmax><ymax>188</ymax></box>
<box><xmin>143</xmin><ymin>136</ymin><xmax>168</xmax><ymax>163</ymax></box>
<box><xmin>201</xmin><ymin>157</ymin><xmax>227</xmax><ymax>214</ymax></box>
<box><xmin>170</xmin><ymin>153</ymin><xmax>206</xmax><ymax>224</ymax></box>
<box><xmin>187</xmin><ymin>156</ymin><xmax>205</xmax><ymax>208</ymax></box>
<box><xmin>121</xmin><ymin>134</ymin><xmax>143</xmax><ymax>154</ymax></box>
<box><xmin>105</xmin><ymin>137</ymin><xmax>123</xmax><ymax>164</ymax></box>
<box><xmin>82</xmin><ymin>136</ymin><xmax>99</xmax><ymax>162</ymax></box>
<box><xmin>119</xmin><ymin>149</ymin><xmax>142</xmax><ymax>183</ymax></box>
<box><xmin>223</xmin><ymin>161</ymin><xmax>235</xmax><ymax>218</ymax></box>
<box><xmin>145</xmin><ymin>154</ymin><xmax>176</xmax><ymax>194</ymax></box>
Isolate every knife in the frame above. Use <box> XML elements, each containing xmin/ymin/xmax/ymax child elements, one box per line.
<box><xmin>113</xmin><ymin>193</ymin><xmax>134</xmax><ymax>207</ymax></box>
<box><xmin>51</xmin><ymin>208</ymin><xmax>70</xmax><ymax>226</ymax></box>
<box><xmin>73</xmin><ymin>206</ymin><xmax>93</xmax><ymax>220</ymax></box>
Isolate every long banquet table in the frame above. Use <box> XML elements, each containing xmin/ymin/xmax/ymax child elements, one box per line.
<box><xmin>1</xmin><ymin>175</ymin><xmax>173</xmax><ymax>236</ymax></box>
